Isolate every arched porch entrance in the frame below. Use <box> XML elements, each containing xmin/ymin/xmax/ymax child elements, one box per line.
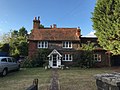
<box><xmin>48</xmin><ymin>49</ymin><xmax>62</xmax><ymax>68</ymax></box>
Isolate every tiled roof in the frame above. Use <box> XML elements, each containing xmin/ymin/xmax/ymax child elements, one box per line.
<box><xmin>28</xmin><ymin>28</ymin><xmax>80</xmax><ymax>41</ymax></box>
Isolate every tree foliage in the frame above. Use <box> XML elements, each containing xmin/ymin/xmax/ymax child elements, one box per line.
<box><xmin>19</xmin><ymin>27</ymin><xmax>28</xmax><ymax>36</ymax></box>
<box><xmin>0</xmin><ymin>43</ymin><xmax>10</xmax><ymax>54</ymax></box>
<box><xmin>10</xmin><ymin>27</ymin><xmax>28</xmax><ymax>56</ymax></box>
<box><xmin>0</xmin><ymin>27</ymin><xmax>28</xmax><ymax>57</ymax></box>
<box><xmin>1</xmin><ymin>33</ymin><xmax>11</xmax><ymax>44</ymax></box>
<box><xmin>92</xmin><ymin>0</ymin><xmax>120</xmax><ymax>55</ymax></box>
<box><xmin>39</xmin><ymin>24</ymin><xmax>44</xmax><ymax>29</ymax></box>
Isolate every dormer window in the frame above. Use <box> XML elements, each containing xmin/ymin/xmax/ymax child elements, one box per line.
<box><xmin>63</xmin><ymin>41</ymin><xmax>72</xmax><ymax>48</ymax></box>
<box><xmin>38</xmin><ymin>41</ymin><xmax>48</xmax><ymax>48</ymax></box>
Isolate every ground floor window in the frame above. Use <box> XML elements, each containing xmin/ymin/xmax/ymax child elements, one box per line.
<box><xmin>94</xmin><ymin>54</ymin><xmax>101</xmax><ymax>62</ymax></box>
<box><xmin>62</xmin><ymin>54</ymin><xmax>73</xmax><ymax>61</ymax></box>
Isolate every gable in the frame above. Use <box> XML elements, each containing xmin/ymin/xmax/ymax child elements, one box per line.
<box><xmin>48</xmin><ymin>49</ymin><xmax>62</xmax><ymax>57</ymax></box>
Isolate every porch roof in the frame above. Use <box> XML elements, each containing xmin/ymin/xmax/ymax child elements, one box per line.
<box><xmin>48</xmin><ymin>49</ymin><xmax>62</xmax><ymax>57</ymax></box>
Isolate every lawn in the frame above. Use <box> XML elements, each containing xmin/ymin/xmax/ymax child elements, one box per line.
<box><xmin>0</xmin><ymin>67</ymin><xmax>119</xmax><ymax>90</ymax></box>
<box><xmin>0</xmin><ymin>68</ymin><xmax>51</xmax><ymax>90</ymax></box>
<box><xmin>58</xmin><ymin>67</ymin><xmax>120</xmax><ymax>90</ymax></box>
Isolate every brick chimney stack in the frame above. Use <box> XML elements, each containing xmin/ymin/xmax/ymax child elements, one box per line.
<box><xmin>76</xmin><ymin>27</ymin><xmax>81</xmax><ymax>37</ymax></box>
<box><xmin>33</xmin><ymin>16</ymin><xmax>40</xmax><ymax>29</ymax></box>
<box><xmin>53</xmin><ymin>24</ymin><xmax>57</xmax><ymax>28</ymax></box>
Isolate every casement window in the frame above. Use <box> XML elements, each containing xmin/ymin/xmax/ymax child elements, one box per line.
<box><xmin>94</xmin><ymin>54</ymin><xmax>101</xmax><ymax>62</ymax></box>
<box><xmin>62</xmin><ymin>41</ymin><xmax>72</xmax><ymax>48</ymax></box>
<box><xmin>63</xmin><ymin>54</ymin><xmax>73</xmax><ymax>61</ymax></box>
<box><xmin>38</xmin><ymin>41</ymin><xmax>48</xmax><ymax>48</ymax></box>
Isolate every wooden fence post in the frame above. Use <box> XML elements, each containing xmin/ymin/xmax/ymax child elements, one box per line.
<box><xmin>26</xmin><ymin>79</ymin><xmax>38</xmax><ymax>90</ymax></box>
<box><xmin>33</xmin><ymin>79</ymin><xmax>38</xmax><ymax>90</ymax></box>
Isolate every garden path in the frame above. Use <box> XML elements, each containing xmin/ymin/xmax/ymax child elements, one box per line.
<box><xmin>49</xmin><ymin>69</ymin><xmax>59</xmax><ymax>90</ymax></box>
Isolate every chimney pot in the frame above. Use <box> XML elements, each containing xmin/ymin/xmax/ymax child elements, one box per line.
<box><xmin>38</xmin><ymin>16</ymin><xmax>40</xmax><ymax>20</ymax></box>
<box><xmin>50</xmin><ymin>25</ymin><xmax>52</xmax><ymax>28</ymax></box>
<box><xmin>34</xmin><ymin>17</ymin><xmax>37</xmax><ymax>20</ymax></box>
<box><xmin>53</xmin><ymin>24</ymin><xmax>57</xmax><ymax>28</ymax></box>
<box><xmin>77</xmin><ymin>27</ymin><xmax>80</xmax><ymax>30</ymax></box>
<box><xmin>33</xmin><ymin>16</ymin><xmax>40</xmax><ymax>29</ymax></box>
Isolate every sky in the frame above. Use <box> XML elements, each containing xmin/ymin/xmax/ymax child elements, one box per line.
<box><xmin>0</xmin><ymin>0</ymin><xmax>96</xmax><ymax>37</ymax></box>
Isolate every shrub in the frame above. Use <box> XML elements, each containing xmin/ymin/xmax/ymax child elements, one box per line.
<box><xmin>74</xmin><ymin>50</ymin><xmax>95</xmax><ymax>68</ymax></box>
<box><xmin>21</xmin><ymin>49</ymin><xmax>51</xmax><ymax>68</ymax></box>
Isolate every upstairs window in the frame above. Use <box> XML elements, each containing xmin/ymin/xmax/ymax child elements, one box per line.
<box><xmin>38</xmin><ymin>41</ymin><xmax>48</xmax><ymax>48</ymax></box>
<box><xmin>94</xmin><ymin>54</ymin><xmax>101</xmax><ymax>62</ymax></box>
<box><xmin>63</xmin><ymin>54</ymin><xmax>73</xmax><ymax>61</ymax></box>
<box><xmin>63</xmin><ymin>41</ymin><xmax>72</xmax><ymax>48</ymax></box>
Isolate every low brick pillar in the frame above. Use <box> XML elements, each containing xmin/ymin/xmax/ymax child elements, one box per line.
<box><xmin>95</xmin><ymin>72</ymin><xmax>120</xmax><ymax>90</ymax></box>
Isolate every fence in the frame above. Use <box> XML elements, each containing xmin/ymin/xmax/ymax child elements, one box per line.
<box><xmin>26</xmin><ymin>79</ymin><xmax>38</xmax><ymax>90</ymax></box>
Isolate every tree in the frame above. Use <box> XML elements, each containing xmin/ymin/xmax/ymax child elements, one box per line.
<box><xmin>19</xmin><ymin>27</ymin><xmax>27</xmax><ymax>37</ymax></box>
<box><xmin>1</xmin><ymin>33</ymin><xmax>11</xmax><ymax>44</ymax></box>
<box><xmin>10</xmin><ymin>27</ymin><xmax>28</xmax><ymax>56</ymax></box>
<box><xmin>18</xmin><ymin>41</ymin><xmax>28</xmax><ymax>56</ymax></box>
<box><xmin>92</xmin><ymin>0</ymin><xmax>120</xmax><ymax>55</ymax></box>
<box><xmin>39</xmin><ymin>24</ymin><xmax>44</xmax><ymax>29</ymax></box>
<box><xmin>0</xmin><ymin>27</ymin><xmax>28</xmax><ymax>57</ymax></box>
<box><xmin>0</xmin><ymin>43</ymin><xmax>10</xmax><ymax>53</ymax></box>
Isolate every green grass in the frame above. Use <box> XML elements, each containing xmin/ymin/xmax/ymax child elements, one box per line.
<box><xmin>0</xmin><ymin>67</ymin><xmax>119</xmax><ymax>90</ymax></box>
<box><xmin>0</xmin><ymin>68</ymin><xmax>51</xmax><ymax>90</ymax></box>
<box><xmin>58</xmin><ymin>67</ymin><xmax>119</xmax><ymax>90</ymax></box>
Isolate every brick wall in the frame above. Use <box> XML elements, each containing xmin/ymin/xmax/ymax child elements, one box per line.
<box><xmin>28</xmin><ymin>41</ymin><xmax>37</xmax><ymax>57</ymax></box>
<box><xmin>48</xmin><ymin>41</ymin><xmax>80</xmax><ymax>50</ymax></box>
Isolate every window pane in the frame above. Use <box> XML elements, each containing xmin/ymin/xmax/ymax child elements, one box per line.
<box><xmin>94</xmin><ymin>54</ymin><xmax>101</xmax><ymax>61</ymax></box>
<box><xmin>63</xmin><ymin>42</ymin><xmax>65</xmax><ymax>47</ymax></box>
<box><xmin>66</xmin><ymin>42</ymin><xmax>68</xmax><ymax>47</ymax></box>
<box><xmin>66</xmin><ymin>54</ymin><xmax>68</xmax><ymax>60</ymax></box>
<box><xmin>69</xmin><ymin>42</ymin><xmax>72</xmax><ymax>47</ymax></box>
<box><xmin>45</xmin><ymin>42</ymin><xmax>48</xmax><ymax>48</ymax></box>
<box><xmin>1</xmin><ymin>58</ymin><xmax>7</xmax><ymax>62</ymax></box>
<box><xmin>69</xmin><ymin>54</ymin><xmax>72</xmax><ymax>60</ymax></box>
<box><xmin>42</xmin><ymin>42</ymin><xmax>44</xmax><ymax>47</ymax></box>
<box><xmin>8</xmin><ymin>58</ymin><xmax>12</xmax><ymax>62</ymax></box>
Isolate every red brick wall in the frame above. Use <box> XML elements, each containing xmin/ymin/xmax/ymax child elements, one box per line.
<box><xmin>28</xmin><ymin>41</ymin><xmax>37</xmax><ymax>57</ymax></box>
<box><xmin>48</xmin><ymin>41</ymin><xmax>80</xmax><ymax>50</ymax></box>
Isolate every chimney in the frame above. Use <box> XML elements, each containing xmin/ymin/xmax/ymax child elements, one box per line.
<box><xmin>50</xmin><ymin>25</ymin><xmax>52</xmax><ymax>28</ymax></box>
<box><xmin>76</xmin><ymin>27</ymin><xmax>81</xmax><ymax>37</ymax></box>
<box><xmin>33</xmin><ymin>16</ymin><xmax>40</xmax><ymax>29</ymax></box>
<box><xmin>53</xmin><ymin>24</ymin><xmax>57</xmax><ymax>28</ymax></box>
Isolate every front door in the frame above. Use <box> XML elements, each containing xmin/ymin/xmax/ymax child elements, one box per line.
<box><xmin>52</xmin><ymin>54</ymin><xmax>57</xmax><ymax>67</ymax></box>
<box><xmin>48</xmin><ymin>49</ymin><xmax>62</xmax><ymax>68</ymax></box>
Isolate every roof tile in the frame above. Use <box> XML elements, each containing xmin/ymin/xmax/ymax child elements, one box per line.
<box><xmin>28</xmin><ymin>28</ymin><xmax>80</xmax><ymax>41</ymax></box>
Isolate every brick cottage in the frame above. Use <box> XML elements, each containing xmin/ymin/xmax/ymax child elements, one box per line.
<box><xmin>28</xmin><ymin>17</ymin><xmax>120</xmax><ymax>68</ymax></box>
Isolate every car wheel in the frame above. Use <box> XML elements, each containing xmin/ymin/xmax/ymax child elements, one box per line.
<box><xmin>2</xmin><ymin>69</ymin><xmax>7</xmax><ymax>76</ymax></box>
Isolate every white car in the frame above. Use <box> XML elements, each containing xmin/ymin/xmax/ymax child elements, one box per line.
<box><xmin>0</xmin><ymin>57</ymin><xmax>20</xmax><ymax>76</ymax></box>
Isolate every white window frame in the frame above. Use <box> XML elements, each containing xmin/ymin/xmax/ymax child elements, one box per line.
<box><xmin>38</xmin><ymin>41</ymin><xmax>48</xmax><ymax>48</ymax></box>
<box><xmin>94</xmin><ymin>54</ymin><xmax>101</xmax><ymax>62</ymax></box>
<box><xmin>62</xmin><ymin>41</ymin><xmax>72</xmax><ymax>48</ymax></box>
<box><xmin>62</xmin><ymin>54</ymin><xmax>73</xmax><ymax>61</ymax></box>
